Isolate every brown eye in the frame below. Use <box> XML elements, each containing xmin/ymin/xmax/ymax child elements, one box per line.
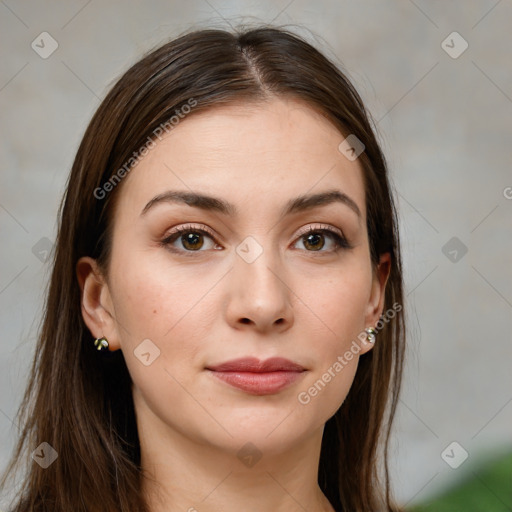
<box><xmin>161</xmin><ymin>225</ymin><xmax>219</xmax><ymax>254</ymax></box>
<box><xmin>303</xmin><ymin>232</ymin><xmax>326</xmax><ymax>251</ymax></box>
<box><xmin>180</xmin><ymin>232</ymin><xmax>204</xmax><ymax>251</ymax></box>
<box><xmin>294</xmin><ymin>227</ymin><xmax>351</xmax><ymax>253</ymax></box>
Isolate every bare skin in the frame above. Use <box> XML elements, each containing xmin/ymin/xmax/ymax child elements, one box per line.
<box><xmin>77</xmin><ymin>97</ymin><xmax>390</xmax><ymax>512</ymax></box>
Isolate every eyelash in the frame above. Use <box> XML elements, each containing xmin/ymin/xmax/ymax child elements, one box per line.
<box><xmin>160</xmin><ymin>223</ymin><xmax>352</xmax><ymax>256</ymax></box>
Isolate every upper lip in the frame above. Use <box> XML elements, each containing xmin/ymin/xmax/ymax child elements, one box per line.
<box><xmin>206</xmin><ymin>357</ymin><xmax>305</xmax><ymax>373</ymax></box>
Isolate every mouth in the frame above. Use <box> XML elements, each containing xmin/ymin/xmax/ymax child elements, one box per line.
<box><xmin>206</xmin><ymin>357</ymin><xmax>306</xmax><ymax>395</ymax></box>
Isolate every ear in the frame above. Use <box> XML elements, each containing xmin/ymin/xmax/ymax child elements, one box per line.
<box><xmin>76</xmin><ymin>256</ymin><xmax>121</xmax><ymax>351</ymax></box>
<box><xmin>359</xmin><ymin>252</ymin><xmax>391</xmax><ymax>354</ymax></box>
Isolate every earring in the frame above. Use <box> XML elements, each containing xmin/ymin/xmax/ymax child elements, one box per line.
<box><xmin>94</xmin><ymin>336</ymin><xmax>109</xmax><ymax>351</ymax></box>
<box><xmin>365</xmin><ymin>327</ymin><xmax>377</xmax><ymax>344</ymax></box>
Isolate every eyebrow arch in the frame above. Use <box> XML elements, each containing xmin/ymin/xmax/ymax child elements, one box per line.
<box><xmin>140</xmin><ymin>189</ymin><xmax>362</xmax><ymax>219</ymax></box>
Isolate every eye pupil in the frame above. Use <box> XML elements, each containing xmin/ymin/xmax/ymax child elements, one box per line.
<box><xmin>304</xmin><ymin>233</ymin><xmax>324</xmax><ymax>251</ymax></box>
<box><xmin>182</xmin><ymin>232</ymin><xmax>203</xmax><ymax>250</ymax></box>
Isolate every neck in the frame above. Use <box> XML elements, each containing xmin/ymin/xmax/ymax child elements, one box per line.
<box><xmin>136</xmin><ymin>402</ymin><xmax>335</xmax><ymax>511</ymax></box>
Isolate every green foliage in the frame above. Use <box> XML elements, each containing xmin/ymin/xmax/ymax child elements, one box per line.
<box><xmin>407</xmin><ymin>451</ymin><xmax>512</xmax><ymax>512</ymax></box>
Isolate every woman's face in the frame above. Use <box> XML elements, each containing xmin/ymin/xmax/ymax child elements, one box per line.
<box><xmin>79</xmin><ymin>97</ymin><xmax>389</xmax><ymax>459</ymax></box>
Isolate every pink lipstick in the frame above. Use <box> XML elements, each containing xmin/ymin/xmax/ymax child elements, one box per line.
<box><xmin>206</xmin><ymin>357</ymin><xmax>306</xmax><ymax>395</ymax></box>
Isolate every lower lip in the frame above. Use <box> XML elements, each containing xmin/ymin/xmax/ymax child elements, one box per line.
<box><xmin>208</xmin><ymin>370</ymin><xmax>305</xmax><ymax>395</ymax></box>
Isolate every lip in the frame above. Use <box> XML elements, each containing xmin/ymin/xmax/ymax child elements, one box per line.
<box><xmin>206</xmin><ymin>357</ymin><xmax>306</xmax><ymax>395</ymax></box>
<box><xmin>207</xmin><ymin>357</ymin><xmax>305</xmax><ymax>373</ymax></box>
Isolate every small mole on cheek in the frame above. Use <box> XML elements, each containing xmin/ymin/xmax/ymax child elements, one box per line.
<box><xmin>153</xmin><ymin>309</ymin><xmax>157</xmax><ymax>314</ymax></box>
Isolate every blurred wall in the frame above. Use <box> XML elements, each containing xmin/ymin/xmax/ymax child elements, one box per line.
<box><xmin>1</xmin><ymin>0</ymin><xmax>511</xmax><ymax>508</ymax></box>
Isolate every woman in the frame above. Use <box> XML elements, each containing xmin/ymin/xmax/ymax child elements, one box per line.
<box><xmin>1</xmin><ymin>26</ymin><xmax>405</xmax><ymax>512</ymax></box>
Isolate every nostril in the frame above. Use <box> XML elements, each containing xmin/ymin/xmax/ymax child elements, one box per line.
<box><xmin>240</xmin><ymin>318</ymin><xmax>251</xmax><ymax>324</ymax></box>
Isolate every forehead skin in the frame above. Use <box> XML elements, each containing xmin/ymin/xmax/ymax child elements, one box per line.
<box><xmin>110</xmin><ymin>97</ymin><xmax>367</xmax><ymax>245</ymax></box>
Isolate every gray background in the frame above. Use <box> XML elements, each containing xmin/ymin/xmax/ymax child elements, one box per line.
<box><xmin>1</xmin><ymin>0</ymin><xmax>511</xmax><ymax>509</ymax></box>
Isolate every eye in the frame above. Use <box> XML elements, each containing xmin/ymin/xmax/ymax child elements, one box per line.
<box><xmin>160</xmin><ymin>223</ymin><xmax>351</xmax><ymax>256</ymax></box>
<box><xmin>160</xmin><ymin>224</ymin><xmax>221</xmax><ymax>254</ymax></box>
<box><xmin>293</xmin><ymin>225</ymin><xmax>351</xmax><ymax>253</ymax></box>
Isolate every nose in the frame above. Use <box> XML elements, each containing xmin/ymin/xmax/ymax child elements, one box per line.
<box><xmin>224</xmin><ymin>244</ymin><xmax>294</xmax><ymax>334</ymax></box>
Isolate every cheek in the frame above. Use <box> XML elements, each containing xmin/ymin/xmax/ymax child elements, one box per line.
<box><xmin>290</xmin><ymin>261</ymin><xmax>372</xmax><ymax>408</ymax></box>
<box><xmin>112</xmin><ymin>245</ymin><xmax>192</xmax><ymax>325</ymax></box>
<box><xmin>295</xmin><ymin>263</ymin><xmax>372</xmax><ymax>343</ymax></box>
<box><xmin>108</xmin><ymin>255</ymin><xmax>217</xmax><ymax>418</ymax></box>
<box><xmin>109</xmin><ymin>248</ymin><xmax>225</xmax><ymax>369</ymax></box>
<box><xmin>296</xmin><ymin>357</ymin><xmax>359</xmax><ymax>420</ymax></box>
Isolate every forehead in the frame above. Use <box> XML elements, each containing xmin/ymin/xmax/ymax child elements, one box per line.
<box><xmin>113</xmin><ymin>97</ymin><xmax>366</xmax><ymax>221</ymax></box>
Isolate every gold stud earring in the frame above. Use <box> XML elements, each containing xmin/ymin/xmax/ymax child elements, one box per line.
<box><xmin>94</xmin><ymin>336</ymin><xmax>109</xmax><ymax>351</ymax></box>
<box><xmin>365</xmin><ymin>327</ymin><xmax>377</xmax><ymax>344</ymax></box>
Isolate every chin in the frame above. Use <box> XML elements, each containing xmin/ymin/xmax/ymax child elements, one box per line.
<box><xmin>197</xmin><ymin>407</ymin><xmax>323</xmax><ymax>454</ymax></box>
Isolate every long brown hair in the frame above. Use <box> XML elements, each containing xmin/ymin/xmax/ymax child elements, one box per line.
<box><xmin>1</xmin><ymin>25</ymin><xmax>405</xmax><ymax>512</ymax></box>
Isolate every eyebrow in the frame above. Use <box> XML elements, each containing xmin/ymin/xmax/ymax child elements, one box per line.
<box><xmin>140</xmin><ymin>189</ymin><xmax>362</xmax><ymax>219</ymax></box>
